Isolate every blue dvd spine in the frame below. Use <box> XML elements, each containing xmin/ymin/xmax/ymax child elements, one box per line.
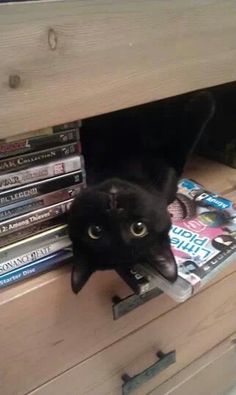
<box><xmin>0</xmin><ymin>250</ymin><xmax>73</xmax><ymax>289</ymax></box>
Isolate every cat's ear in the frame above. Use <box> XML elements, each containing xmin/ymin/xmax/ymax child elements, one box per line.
<box><xmin>149</xmin><ymin>244</ymin><xmax>178</xmax><ymax>282</ymax></box>
<box><xmin>71</xmin><ymin>250</ymin><xmax>94</xmax><ymax>294</ymax></box>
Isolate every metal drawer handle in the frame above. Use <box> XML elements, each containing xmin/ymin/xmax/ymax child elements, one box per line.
<box><xmin>112</xmin><ymin>287</ymin><xmax>162</xmax><ymax>320</ymax></box>
<box><xmin>121</xmin><ymin>350</ymin><xmax>176</xmax><ymax>395</ymax></box>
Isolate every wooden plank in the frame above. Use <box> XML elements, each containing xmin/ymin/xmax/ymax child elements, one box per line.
<box><xmin>0</xmin><ymin>251</ymin><xmax>235</xmax><ymax>395</ymax></box>
<box><xmin>224</xmin><ymin>187</ymin><xmax>236</xmax><ymax>204</ymax></box>
<box><xmin>1</xmin><ymin>264</ymin><xmax>236</xmax><ymax>395</ymax></box>
<box><xmin>150</xmin><ymin>334</ymin><xmax>236</xmax><ymax>395</ymax></box>
<box><xmin>227</xmin><ymin>386</ymin><xmax>236</xmax><ymax>395</ymax></box>
<box><xmin>27</xmin><ymin>272</ymin><xmax>236</xmax><ymax>395</ymax></box>
<box><xmin>1</xmin><ymin>0</ymin><xmax>236</xmax><ymax>137</ymax></box>
<box><xmin>0</xmin><ymin>269</ymin><xmax>177</xmax><ymax>395</ymax></box>
<box><xmin>185</xmin><ymin>156</ymin><xmax>236</xmax><ymax>195</ymax></box>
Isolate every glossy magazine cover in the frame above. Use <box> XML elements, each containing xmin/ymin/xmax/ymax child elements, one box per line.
<box><xmin>167</xmin><ymin>179</ymin><xmax>236</xmax><ymax>288</ymax></box>
<box><xmin>132</xmin><ymin>179</ymin><xmax>236</xmax><ymax>302</ymax></box>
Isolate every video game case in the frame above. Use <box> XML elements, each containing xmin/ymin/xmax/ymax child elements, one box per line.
<box><xmin>0</xmin><ymin>238</ymin><xmax>71</xmax><ymax>276</ymax></box>
<box><xmin>0</xmin><ymin>199</ymin><xmax>73</xmax><ymax>237</ymax></box>
<box><xmin>0</xmin><ymin>225</ymin><xmax>70</xmax><ymax>274</ymax></box>
<box><xmin>116</xmin><ymin>267</ymin><xmax>151</xmax><ymax>295</ymax></box>
<box><xmin>0</xmin><ymin>249</ymin><xmax>73</xmax><ymax>289</ymax></box>
<box><xmin>116</xmin><ymin>266</ymin><xmax>165</xmax><ymax>295</ymax></box>
<box><xmin>1</xmin><ymin>120</ymin><xmax>81</xmax><ymax>143</ymax></box>
<box><xmin>0</xmin><ymin>155</ymin><xmax>83</xmax><ymax>191</ymax></box>
<box><xmin>0</xmin><ymin>217</ymin><xmax>64</xmax><ymax>248</ymax></box>
<box><xmin>0</xmin><ymin>127</ymin><xmax>53</xmax><ymax>143</ymax></box>
<box><xmin>0</xmin><ymin>128</ymin><xmax>80</xmax><ymax>160</ymax></box>
<box><xmin>0</xmin><ymin>183</ymin><xmax>84</xmax><ymax>221</ymax></box>
<box><xmin>0</xmin><ymin>170</ymin><xmax>84</xmax><ymax>208</ymax></box>
<box><xmin>0</xmin><ymin>142</ymin><xmax>81</xmax><ymax>174</ymax></box>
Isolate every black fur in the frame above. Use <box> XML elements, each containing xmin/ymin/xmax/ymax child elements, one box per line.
<box><xmin>68</xmin><ymin>91</ymin><xmax>215</xmax><ymax>294</ymax></box>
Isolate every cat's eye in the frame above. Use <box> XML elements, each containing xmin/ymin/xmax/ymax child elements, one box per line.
<box><xmin>88</xmin><ymin>225</ymin><xmax>103</xmax><ymax>240</ymax></box>
<box><xmin>130</xmin><ymin>221</ymin><xmax>148</xmax><ymax>238</ymax></box>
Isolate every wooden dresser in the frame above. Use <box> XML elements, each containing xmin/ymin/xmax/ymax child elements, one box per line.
<box><xmin>0</xmin><ymin>1</ymin><xmax>236</xmax><ymax>395</ymax></box>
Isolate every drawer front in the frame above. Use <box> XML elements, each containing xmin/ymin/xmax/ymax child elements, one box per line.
<box><xmin>1</xmin><ymin>1</ymin><xmax>236</xmax><ymax>138</ymax></box>
<box><xmin>2</xmin><ymin>263</ymin><xmax>236</xmax><ymax>395</ymax></box>
<box><xmin>28</xmin><ymin>271</ymin><xmax>236</xmax><ymax>395</ymax></box>
<box><xmin>1</xmin><ymin>269</ymin><xmax>176</xmax><ymax>395</ymax></box>
<box><xmin>151</xmin><ymin>334</ymin><xmax>236</xmax><ymax>395</ymax></box>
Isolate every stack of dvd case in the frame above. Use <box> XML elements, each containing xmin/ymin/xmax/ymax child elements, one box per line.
<box><xmin>0</xmin><ymin>121</ymin><xmax>85</xmax><ymax>289</ymax></box>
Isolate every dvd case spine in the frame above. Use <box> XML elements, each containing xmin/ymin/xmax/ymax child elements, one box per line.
<box><xmin>4</xmin><ymin>127</ymin><xmax>53</xmax><ymax>142</ymax></box>
<box><xmin>0</xmin><ymin>129</ymin><xmax>80</xmax><ymax>159</ymax></box>
<box><xmin>0</xmin><ymin>170</ymin><xmax>84</xmax><ymax>208</ymax></box>
<box><xmin>53</xmin><ymin>121</ymin><xmax>81</xmax><ymax>133</ymax></box>
<box><xmin>0</xmin><ymin>224</ymin><xmax>67</xmax><ymax>256</ymax></box>
<box><xmin>0</xmin><ymin>225</ymin><xmax>70</xmax><ymax>274</ymax></box>
<box><xmin>0</xmin><ymin>239</ymin><xmax>71</xmax><ymax>276</ymax></box>
<box><xmin>0</xmin><ymin>217</ymin><xmax>64</xmax><ymax>248</ymax></box>
<box><xmin>0</xmin><ymin>142</ymin><xmax>81</xmax><ymax>174</ymax></box>
<box><xmin>0</xmin><ymin>155</ymin><xmax>83</xmax><ymax>191</ymax></box>
<box><xmin>0</xmin><ymin>250</ymin><xmax>73</xmax><ymax>289</ymax></box>
<box><xmin>0</xmin><ymin>183</ymin><xmax>83</xmax><ymax>221</ymax></box>
<box><xmin>0</xmin><ymin>199</ymin><xmax>73</xmax><ymax>237</ymax></box>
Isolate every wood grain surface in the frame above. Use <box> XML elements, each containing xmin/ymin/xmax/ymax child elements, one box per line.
<box><xmin>28</xmin><ymin>273</ymin><xmax>236</xmax><ymax>395</ymax></box>
<box><xmin>1</xmin><ymin>0</ymin><xmax>236</xmax><ymax>137</ymax></box>
<box><xmin>150</xmin><ymin>333</ymin><xmax>236</xmax><ymax>395</ymax></box>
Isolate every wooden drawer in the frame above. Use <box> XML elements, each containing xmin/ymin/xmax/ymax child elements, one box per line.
<box><xmin>28</xmin><ymin>271</ymin><xmax>236</xmax><ymax>395</ymax></box>
<box><xmin>1</xmin><ymin>257</ymin><xmax>236</xmax><ymax>395</ymax></box>
<box><xmin>0</xmin><ymin>268</ymin><xmax>177</xmax><ymax>395</ymax></box>
<box><xmin>1</xmin><ymin>1</ymin><xmax>236</xmax><ymax>138</ymax></box>
<box><xmin>150</xmin><ymin>334</ymin><xmax>236</xmax><ymax>395</ymax></box>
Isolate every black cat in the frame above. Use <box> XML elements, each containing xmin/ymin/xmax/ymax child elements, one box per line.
<box><xmin>68</xmin><ymin>91</ymin><xmax>215</xmax><ymax>294</ymax></box>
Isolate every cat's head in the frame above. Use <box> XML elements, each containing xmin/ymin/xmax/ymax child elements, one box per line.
<box><xmin>68</xmin><ymin>173</ymin><xmax>178</xmax><ymax>294</ymax></box>
<box><xmin>68</xmin><ymin>91</ymin><xmax>215</xmax><ymax>294</ymax></box>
